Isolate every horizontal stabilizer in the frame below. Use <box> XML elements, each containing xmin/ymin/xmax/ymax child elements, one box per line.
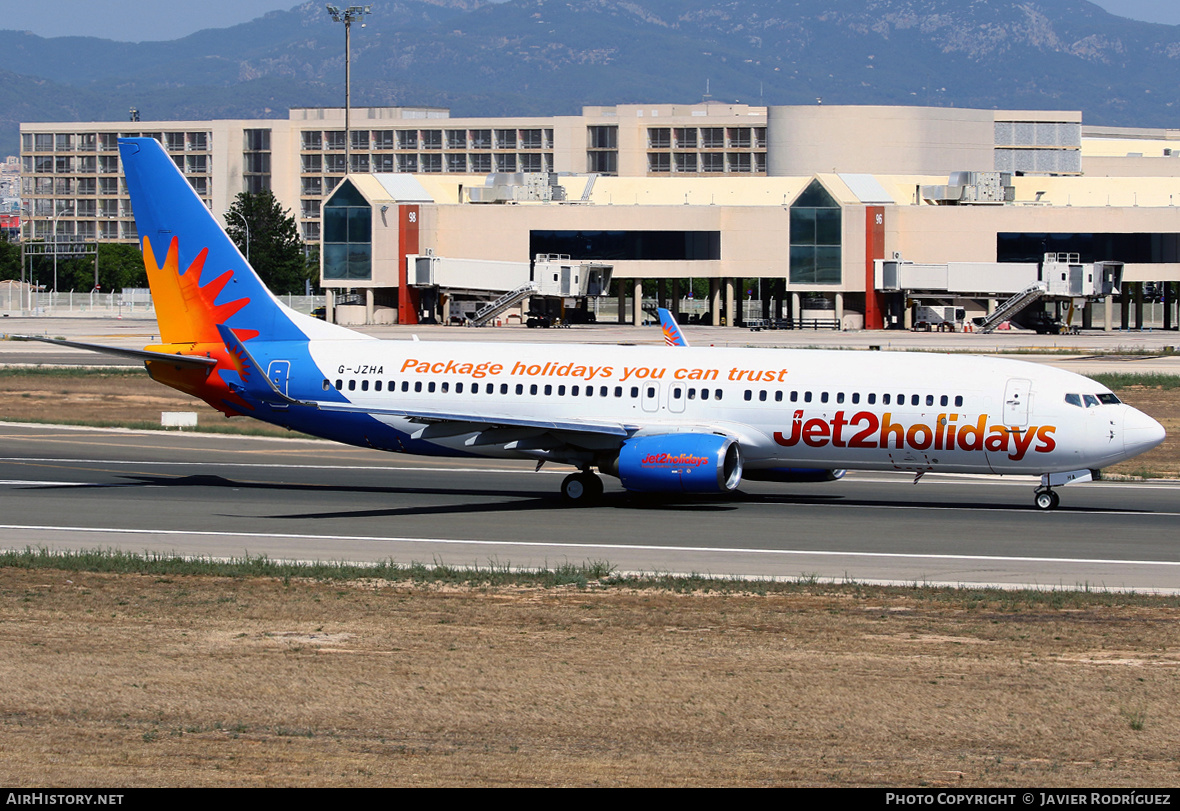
<box><xmin>10</xmin><ymin>336</ymin><xmax>217</xmax><ymax>370</ymax></box>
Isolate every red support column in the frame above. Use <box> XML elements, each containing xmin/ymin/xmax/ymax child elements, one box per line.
<box><xmin>864</xmin><ymin>206</ymin><xmax>885</xmax><ymax>330</ymax></box>
<box><xmin>397</xmin><ymin>204</ymin><xmax>421</xmax><ymax>325</ymax></box>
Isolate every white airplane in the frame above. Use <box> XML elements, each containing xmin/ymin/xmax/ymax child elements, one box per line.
<box><xmin>29</xmin><ymin>138</ymin><xmax>1166</xmax><ymax>509</ymax></box>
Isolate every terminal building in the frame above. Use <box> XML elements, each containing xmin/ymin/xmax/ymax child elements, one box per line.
<box><xmin>19</xmin><ymin>103</ymin><xmax>1180</xmax><ymax>330</ymax></box>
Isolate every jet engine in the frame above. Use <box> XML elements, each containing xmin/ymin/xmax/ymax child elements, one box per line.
<box><xmin>611</xmin><ymin>433</ymin><xmax>743</xmax><ymax>494</ymax></box>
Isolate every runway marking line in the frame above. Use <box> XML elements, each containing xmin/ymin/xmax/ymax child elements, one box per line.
<box><xmin>2</xmin><ymin>524</ymin><xmax>1179</xmax><ymax>569</ymax></box>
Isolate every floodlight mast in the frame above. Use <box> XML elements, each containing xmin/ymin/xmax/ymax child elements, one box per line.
<box><xmin>326</xmin><ymin>4</ymin><xmax>372</xmax><ymax>174</ymax></box>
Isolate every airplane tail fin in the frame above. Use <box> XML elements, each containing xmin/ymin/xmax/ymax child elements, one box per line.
<box><xmin>118</xmin><ymin>137</ymin><xmax>356</xmax><ymax>347</ymax></box>
<box><xmin>658</xmin><ymin>308</ymin><xmax>689</xmax><ymax>347</ymax></box>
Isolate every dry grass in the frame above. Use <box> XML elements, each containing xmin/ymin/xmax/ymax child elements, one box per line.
<box><xmin>0</xmin><ymin>567</ymin><xmax>1178</xmax><ymax>787</ymax></box>
<box><xmin>0</xmin><ymin>369</ymin><xmax>291</xmax><ymax>436</ymax></box>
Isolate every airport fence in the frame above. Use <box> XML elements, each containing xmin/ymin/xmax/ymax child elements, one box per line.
<box><xmin>0</xmin><ymin>289</ymin><xmax>325</xmax><ymax>319</ymax></box>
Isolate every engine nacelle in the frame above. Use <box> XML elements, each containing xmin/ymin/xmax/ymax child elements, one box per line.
<box><xmin>615</xmin><ymin>433</ymin><xmax>743</xmax><ymax>494</ymax></box>
<box><xmin>743</xmin><ymin>468</ymin><xmax>846</xmax><ymax>483</ymax></box>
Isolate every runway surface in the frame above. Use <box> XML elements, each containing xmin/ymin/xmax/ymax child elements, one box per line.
<box><xmin>2</xmin><ymin>423</ymin><xmax>1178</xmax><ymax>592</ymax></box>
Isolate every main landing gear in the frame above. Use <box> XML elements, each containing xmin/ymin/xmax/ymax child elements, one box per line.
<box><xmin>1034</xmin><ymin>486</ymin><xmax>1060</xmax><ymax>511</ymax></box>
<box><xmin>561</xmin><ymin>470</ymin><xmax>604</xmax><ymax>504</ymax></box>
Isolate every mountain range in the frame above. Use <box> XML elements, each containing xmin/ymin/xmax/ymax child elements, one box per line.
<box><xmin>2</xmin><ymin>0</ymin><xmax>1179</xmax><ymax>155</ymax></box>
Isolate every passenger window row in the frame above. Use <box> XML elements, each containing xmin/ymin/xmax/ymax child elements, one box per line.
<box><xmin>327</xmin><ymin>378</ymin><xmax>725</xmax><ymax>401</ymax></box>
<box><xmin>741</xmin><ymin>389</ymin><xmax>965</xmax><ymax>408</ymax></box>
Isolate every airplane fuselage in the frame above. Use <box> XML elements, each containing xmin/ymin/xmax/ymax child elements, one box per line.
<box><xmin>225</xmin><ymin>337</ymin><xmax>1157</xmax><ymax>479</ymax></box>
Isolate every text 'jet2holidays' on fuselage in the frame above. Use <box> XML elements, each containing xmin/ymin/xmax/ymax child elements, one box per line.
<box><xmin>21</xmin><ymin>137</ymin><xmax>1166</xmax><ymax>509</ymax></box>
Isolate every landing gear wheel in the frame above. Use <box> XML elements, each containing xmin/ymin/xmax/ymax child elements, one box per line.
<box><xmin>1034</xmin><ymin>489</ymin><xmax>1060</xmax><ymax>511</ymax></box>
<box><xmin>562</xmin><ymin>472</ymin><xmax>603</xmax><ymax>505</ymax></box>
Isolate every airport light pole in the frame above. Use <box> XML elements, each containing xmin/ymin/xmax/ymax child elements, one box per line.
<box><xmin>326</xmin><ymin>4</ymin><xmax>371</xmax><ymax>174</ymax></box>
<box><xmin>50</xmin><ymin>203</ymin><xmax>74</xmax><ymax>295</ymax></box>
<box><xmin>226</xmin><ymin>209</ymin><xmax>249</xmax><ymax>263</ymax></box>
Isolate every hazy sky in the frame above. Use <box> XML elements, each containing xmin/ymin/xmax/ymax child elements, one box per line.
<box><xmin>1</xmin><ymin>0</ymin><xmax>1177</xmax><ymax>42</ymax></box>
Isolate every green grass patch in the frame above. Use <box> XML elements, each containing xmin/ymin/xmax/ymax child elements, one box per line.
<box><xmin>0</xmin><ymin>414</ymin><xmax>311</xmax><ymax>439</ymax></box>
<box><xmin>4</xmin><ymin>547</ymin><xmax>1179</xmax><ymax>607</ymax></box>
<box><xmin>0</xmin><ymin>366</ymin><xmax>148</xmax><ymax>378</ymax></box>
<box><xmin>1090</xmin><ymin>372</ymin><xmax>1180</xmax><ymax>391</ymax></box>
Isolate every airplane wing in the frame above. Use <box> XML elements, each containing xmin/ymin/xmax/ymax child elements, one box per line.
<box><xmin>215</xmin><ymin>325</ymin><xmax>635</xmax><ymax>440</ymax></box>
<box><xmin>9</xmin><ymin>335</ymin><xmax>218</xmax><ymax>370</ymax></box>
<box><xmin>658</xmin><ymin>308</ymin><xmax>689</xmax><ymax>347</ymax></box>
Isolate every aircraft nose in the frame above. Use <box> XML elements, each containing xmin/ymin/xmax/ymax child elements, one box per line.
<box><xmin>1123</xmin><ymin>406</ymin><xmax>1166</xmax><ymax>458</ymax></box>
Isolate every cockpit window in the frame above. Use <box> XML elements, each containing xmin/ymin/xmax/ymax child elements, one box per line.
<box><xmin>1064</xmin><ymin>393</ymin><xmax>1082</xmax><ymax>407</ymax></box>
<box><xmin>1097</xmin><ymin>393</ymin><xmax>1121</xmax><ymax>405</ymax></box>
<box><xmin>1083</xmin><ymin>394</ymin><xmax>1100</xmax><ymax>408</ymax></box>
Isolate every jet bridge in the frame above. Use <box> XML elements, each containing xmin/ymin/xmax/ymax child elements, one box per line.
<box><xmin>407</xmin><ymin>252</ymin><xmax>613</xmax><ymax>324</ymax></box>
<box><xmin>876</xmin><ymin>254</ymin><xmax>1122</xmax><ymax>331</ymax></box>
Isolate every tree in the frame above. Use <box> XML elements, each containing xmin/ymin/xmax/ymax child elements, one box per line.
<box><xmin>224</xmin><ymin>190</ymin><xmax>311</xmax><ymax>295</ymax></box>
<box><xmin>0</xmin><ymin>238</ymin><xmax>20</xmax><ymax>282</ymax></box>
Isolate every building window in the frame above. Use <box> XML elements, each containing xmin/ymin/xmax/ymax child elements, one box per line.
<box><xmin>421</xmin><ymin>130</ymin><xmax>442</xmax><ymax>150</ymax></box>
<box><xmin>701</xmin><ymin>128</ymin><xmax>724</xmax><ymax>149</ymax></box>
<box><xmin>243</xmin><ymin>130</ymin><xmax>271</xmax><ymax>191</ymax></box>
<box><xmin>446</xmin><ymin>130</ymin><xmax>467</xmax><ymax>149</ymax></box>
<box><xmin>302</xmin><ymin>131</ymin><xmax>323</xmax><ymax>150</ymax></box>
<box><xmin>470</xmin><ymin>129</ymin><xmax>491</xmax><ymax>149</ymax></box>
<box><xmin>325</xmin><ymin>131</ymin><xmax>346</xmax><ymax>150</ymax></box>
<box><xmin>727</xmin><ymin>127</ymin><xmax>751</xmax><ymax>148</ymax></box>
<box><xmin>648</xmin><ymin>153</ymin><xmax>670</xmax><ymax>173</ymax></box>
<box><xmin>520</xmin><ymin>129</ymin><xmax>543</xmax><ymax>149</ymax></box>
<box><xmin>648</xmin><ymin>128</ymin><xmax>671</xmax><ymax>148</ymax></box>
<box><xmin>495</xmin><ymin>129</ymin><xmax>517</xmax><ymax>149</ymax></box>
<box><xmin>397</xmin><ymin>130</ymin><xmax>418</xmax><ymax>150</ymax></box>
<box><xmin>728</xmin><ymin>153</ymin><xmax>751</xmax><ymax>173</ymax></box>
<box><xmin>447</xmin><ymin>153</ymin><xmax>467</xmax><ymax>173</ymax></box>
<box><xmin>789</xmin><ymin>179</ymin><xmax>842</xmax><ymax>285</ymax></box>
<box><xmin>244</xmin><ymin>129</ymin><xmax>270</xmax><ymax>151</ymax></box>
<box><xmin>373</xmin><ymin>130</ymin><xmax>394</xmax><ymax>149</ymax></box>
<box><xmin>322</xmin><ymin>179</ymin><xmax>371</xmax><ymax>281</ymax></box>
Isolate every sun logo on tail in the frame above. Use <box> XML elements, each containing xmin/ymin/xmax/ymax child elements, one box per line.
<box><xmin>144</xmin><ymin>236</ymin><xmax>259</xmax><ymax>345</ymax></box>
